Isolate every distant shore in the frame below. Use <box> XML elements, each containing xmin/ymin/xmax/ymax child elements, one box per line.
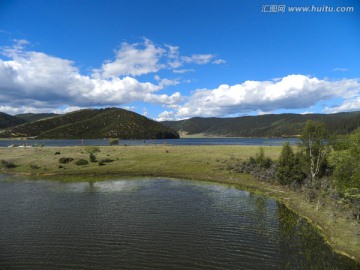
<box><xmin>0</xmin><ymin>145</ymin><xmax>359</xmax><ymax>263</ymax></box>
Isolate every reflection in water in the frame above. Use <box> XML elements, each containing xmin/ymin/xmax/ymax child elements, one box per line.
<box><xmin>276</xmin><ymin>204</ymin><xmax>357</xmax><ymax>269</ymax></box>
<box><xmin>0</xmin><ymin>177</ymin><xmax>358</xmax><ymax>269</ymax></box>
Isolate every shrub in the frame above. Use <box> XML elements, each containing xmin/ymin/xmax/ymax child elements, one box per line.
<box><xmin>75</xmin><ymin>159</ymin><xmax>89</xmax><ymax>166</ymax></box>
<box><xmin>254</xmin><ymin>147</ymin><xmax>273</xmax><ymax>168</ymax></box>
<box><xmin>1</xmin><ymin>160</ymin><xmax>17</xmax><ymax>169</ymax></box>
<box><xmin>84</xmin><ymin>146</ymin><xmax>100</xmax><ymax>155</ymax></box>
<box><xmin>59</xmin><ymin>157</ymin><xmax>74</xmax><ymax>164</ymax></box>
<box><xmin>101</xmin><ymin>158</ymin><xmax>114</xmax><ymax>163</ymax></box>
<box><xmin>109</xmin><ymin>138</ymin><xmax>119</xmax><ymax>146</ymax></box>
<box><xmin>85</xmin><ymin>146</ymin><xmax>100</xmax><ymax>162</ymax></box>
<box><xmin>89</xmin><ymin>153</ymin><xmax>97</xmax><ymax>162</ymax></box>
<box><xmin>343</xmin><ymin>188</ymin><xmax>360</xmax><ymax>220</ymax></box>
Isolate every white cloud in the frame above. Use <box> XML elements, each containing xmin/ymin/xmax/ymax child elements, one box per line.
<box><xmin>142</xmin><ymin>107</ymin><xmax>148</xmax><ymax>117</ymax></box>
<box><xmin>122</xmin><ymin>106</ymin><xmax>137</xmax><ymax>111</ymax></box>
<box><xmin>173</xmin><ymin>69</ymin><xmax>195</xmax><ymax>74</ymax></box>
<box><xmin>333</xmin><ymin>67</ymin><xmax>348</xmax><ymax>72</ymax></box>
<box><xmin>324</xmin><ymin>97</ymin><xmax>360</xmax><ymax>113</ymax></box>
<box><xmin>92</xmin><ymin>39</ymin><xmax>224</xmax><ymax>78</ymax></box>
<box><xmin>0</xmin><ymin>105</ymin><xmax>85</xmax><ymax>115</ymax></box>
<box><xmin>53</xmin><ymin>106</ymin><xmax>85</xmax><ymax>114</ymax></box>
<box><xmin>158</xmin><ymin>74</ymin><xmax>360</xmax><ymax>119</ymax></box>
<box><xmin>156</xmin><ymin>110</ymin><xmax>177</xmax><ymax>121</ymax></box>
<box><xmin>212</xmin><ymin>59</ymin><xmax>226</xmax><ymax>65</ymax></box>
<box><xmin>96</xmin><ymin>39</ymin><xmax>166</xmax><ymax>78</ymax></box>
<box><xmin>0</xmin><ymin>40</ymin><xmax>186</xmax><ymax>115</ymax></box>
<box><xmin>0</xmin><ymin>105</ymin><xmax>34</xmax><ymax>115</ymax></box>
<box><xmin>181</xmin><ymin>54</ymin><xmax>214</xmax><ymax>65</ymax></box>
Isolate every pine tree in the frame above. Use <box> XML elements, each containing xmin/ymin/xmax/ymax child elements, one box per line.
<box><xmin>276</xmin><ymin>142</ymin><xmax>295</xmax><ymax>185</ymax></box>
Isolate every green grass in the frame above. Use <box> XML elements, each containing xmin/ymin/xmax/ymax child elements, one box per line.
<box><xmin>0</xmin><ymin>145</ymin><xmax>281</xmax><ymax>178</ymax></box>
<box><xmin>0</xmin><ymin>145</ymin><xmax>359</xmax><ymax>263</ymax></box>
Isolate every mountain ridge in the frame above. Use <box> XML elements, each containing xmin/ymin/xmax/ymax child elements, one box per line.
<box><xmin>0</xmin><ymin>108</ymin><xmax>179</xmax><ymax>139</ymax></box>
<box><xmin>1</xmin><ymin>109</ymin><xmax>359</xmax><ymax>139</ymax></box>
<box><xmin>0</xmin><ymin>112</ymin><xmax>27</xmax><ymax>129</ymax></box>
<box><xmin>161</xmin><ymin>111</ymin><xmax>360</xmax><ymax>137</ymax></box>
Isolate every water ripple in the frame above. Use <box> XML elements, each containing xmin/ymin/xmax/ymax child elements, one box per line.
<box><xmin>0</xmin><ymin>178</ymin><xmax>357</xmax><ymax>269</ymax></box>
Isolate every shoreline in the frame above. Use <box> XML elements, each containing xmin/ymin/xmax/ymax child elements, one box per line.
<box><xmin>0</xmin><ymin>145</ymin><xmax>359</xmax><ymax>263</ymax></box>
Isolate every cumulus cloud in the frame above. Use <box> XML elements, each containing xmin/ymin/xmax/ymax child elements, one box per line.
<box><xmin>93</xmin><ymin>39</ymin><xmax>224</xmax><ymax>78</ymax></box>
<box><xmin>0</xmin><ymin>39</ymin><xmax>226</xmax><ymax>114</ymax></box>
<box><xmin>324</xmin><ymin>97</ymin><xmax>360</xmax><ymax>113</ymax></box>
<box><xmin>0</xmin><ymin>40</ymin><xmax>190</xmax><ymax>114</ymax></box>
<box><xmin>156</xmin><ymin>110</ymin><xmax>177</xmax><ymax>121</ymax></box>
<box><xmin>95</xmin><ymin>39</ymin><xmax>166</xmax><ymax>78</ymax></box>
<box><xmin>157</xmin><ymin>74</ymin><xmax>360</xmax><ymax>120</ymax></box>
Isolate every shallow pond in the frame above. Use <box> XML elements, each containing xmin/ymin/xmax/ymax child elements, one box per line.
<box><xmin>0</xmin><ymin>176</ymin><xmax>357</xmax><ymax>269</ymax></box>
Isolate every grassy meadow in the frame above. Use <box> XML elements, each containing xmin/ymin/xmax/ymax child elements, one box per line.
<box><xmin>0</xmin><ymin>145</ymin><xmax>281</xmax><ymax>181</ymax></box>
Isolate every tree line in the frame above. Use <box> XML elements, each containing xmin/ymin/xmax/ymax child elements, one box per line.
<box><xmin>239</xmin><ymin>120</ymin><xmax>360</xmax><ymax>220</ymax></box>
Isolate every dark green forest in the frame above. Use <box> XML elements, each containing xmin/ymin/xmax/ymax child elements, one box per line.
<box><xmin>0</xmin><ymin>112</ymin><xmax>27</xmax><ymax>129</ymax></box>
<box><xmin>0</xmin><ymin>108</ymin><xmax>179</xmax><ymax>139</ymax></box>
<box><xmin>162</xmin><ymin>111</ymin><xmax>360</xmax><ymax>137</ymax></box>
<box><xmin>1</xmin><ymin>109</ymin><xmax>360</xmax><ymax>139</ymax></box>
<box><xmin>15</xmin><ymin>113</ymin><xmax>59</xmax><ymax>122</ymax></box>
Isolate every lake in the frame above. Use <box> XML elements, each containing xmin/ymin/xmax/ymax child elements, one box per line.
<box><xmin>0</xmin><ymin>137</ymin><xmax>300</xmax><ymax>147</ymax></box>
<box><xmin>0</xmin><ymin>176</ymin><xmax>357</xmax><ymax>269</ymax></box>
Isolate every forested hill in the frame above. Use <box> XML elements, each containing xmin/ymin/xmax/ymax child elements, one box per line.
<box><xmin>161</xmin><ymin>111</ymin><xmax>360</xmax><ymax>137</ymax></box>
<box><xmin>0</xmin><ymin>112</ymin><xmax>58</xmax><ymax>129</ymax></box>
<box><xmin>0</xmin><ymin>112</ymin><xmax>27</xmax><ymax>129</ymax></box>
<box><xmin>0</xmin><ymin>108</ymin><xmax>179</xmax><ymax>139</ymax></box>
<box><xmin>15</xmin><ymin>113</ymin><xmax>58</xmax><ymax>122</ymax></box>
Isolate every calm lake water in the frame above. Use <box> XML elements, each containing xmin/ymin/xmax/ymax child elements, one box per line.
<box><xmin>0</xmin><ymin>177</ymin><xmax>357</xmax><ymax>269</ymax></box>
<box><xmin>0</xmin><ymin>137</ymin><xmax>299</xmax><ymax>147</ymax></box>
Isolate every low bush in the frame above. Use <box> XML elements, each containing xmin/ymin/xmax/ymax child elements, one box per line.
<box><xmin>255</xmin><ymin>147</ymin><xmax>273</xmax><ymax>169</ymax></box>
<box><xmin>101</xmin><ymin>158</ymin><xmax>114</xmax><ymax>163</ymax></box>
<box><xmin>59</xmin><ymin>157</ymin><xmax>74</xmax><ymax>164</ymax></box>
<box><xmin>75</xmin><ymin>159</ymin><xmax>89</xmax><ymax>166</ymax></box>
<box><xmin>235</xmin><ymin>158</ymin><xmax>276</xmax><ymax>182</ymax></box>
<box><xmin>342</xmin><ymin>188</ymin><xmax>360</xmax><ymax>220</ymax></box>
<box><xmin>108</xmin><ymin>138</ymin><xmax>119</xmax><ymax>146</ymax></box>
<box><xmin>1</xmin><ymin>160</ymin><xmax>17</xmax><ymax>169</ymax></box>
<box><xmin>89</xmin><ymin>153</ymin><xmax>97</xmax><ymax>162</ymax></box>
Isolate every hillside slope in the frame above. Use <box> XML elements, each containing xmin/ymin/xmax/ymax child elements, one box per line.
<box><xmin>1</xmin><ymin>108</ymin><xmax>179</xmax><ymax>139</ymax></box>
<box><xmin>162</xmin><ymin>112</ymin><xmax>360</xmax><ymax>137</ymax></box>
<box><xmin>15</xmin><ymin>113</ymin><xmax>58</xmax><ymax>122</ymax></box>
<box><xmin>0</xmin><ymin>112</ymin><xmax>27</xmax><ymax>129</ymax></box>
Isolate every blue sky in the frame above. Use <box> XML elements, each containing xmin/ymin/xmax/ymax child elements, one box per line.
<box><xmin>0</xmin><ymin>0</ymin><xmax>359</xmax><ymax>120</ymax></box>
